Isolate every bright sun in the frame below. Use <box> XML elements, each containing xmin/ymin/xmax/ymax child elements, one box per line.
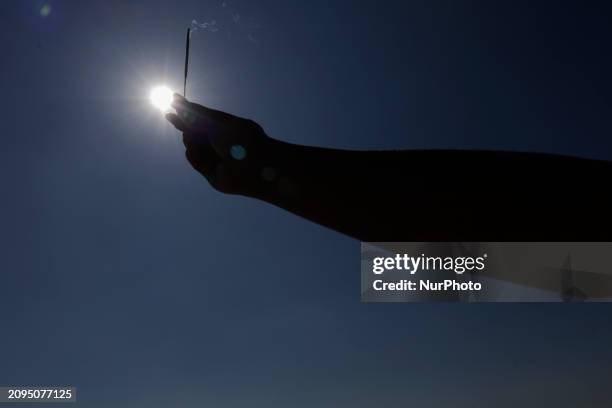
<box><xmin>150</xmin><ymin>86</ymin><xmax>173</xmax><ymax>112</ymax></box>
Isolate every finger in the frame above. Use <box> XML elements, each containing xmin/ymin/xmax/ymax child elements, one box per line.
<box><xmin>165</xmin><ymin>112</ymin><xmax>188</xmax><ymax>132</ymax></box>
<box><xmin>182</xmin><ymin>132</ymin><xmax>218</xmax><ymax>166</ymax></box>
<box><xmin>170</xmin><ymin>94</ymin><xmax>199</xmax><ymax>127</ymax></box>
<box><xmin>171</xmin><ymin>93</ymin><xmax>191</xmax><ymax>111</ymax></box>
<box><xmin>184</xmin><ymin>141</ymin><xmax>220</xmax><ymax>186</ymax></box>
<box><xmin>182</xmin><ymin>132</ymin><xmax>205</xmax><ymax>148</ymax></box>
<box><xmin>172</xmin><ymin>93</ymin><xmax>234</xmax><ymax>122</ymax></box>
<box><xmin>182</xmin><ymin>133</ymin><xmax>192</xmax><ymax>148</ymax></box>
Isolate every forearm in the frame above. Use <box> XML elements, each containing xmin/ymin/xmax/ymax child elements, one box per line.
<box><xmin>244</xmin><ymin>140</ymin><xmax>612</xmax><ymax>241</ymax></box>
<box><xmin>246</xmin><ymin>140</ymin><xmax>460</xmax><ymax>240</ymax></box>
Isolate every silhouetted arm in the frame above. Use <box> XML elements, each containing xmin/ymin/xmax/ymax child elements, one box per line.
<box><xmin>252</xmin><ymin>141</ymin><xmax>612</xmax><ymax>241</ymax></box>
<box><xmin>166</xmin><ymin>95</ymin><xmax>612</xmax><ymax>241</ymax></box>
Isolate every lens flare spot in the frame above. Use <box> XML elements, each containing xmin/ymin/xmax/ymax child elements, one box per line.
<box><xmin>230</xmin><ymin>145</ymin><xmax>247</xmax><ymax>160</ymax></box>
<box><xmin>150</xmin><ymin>86</ymin><xmax>173</xmax><ymax>112</ymax></box>
<box><xmin>40</xmin><ymin>4</ymin><xmax>52</xmax><ymax>17</ymax></box>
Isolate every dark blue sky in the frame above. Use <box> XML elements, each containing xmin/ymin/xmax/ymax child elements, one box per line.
<box><xmin>1</xmin><ymin>1</ymin><xmax>612</xmax><ymax>406</ymax></box>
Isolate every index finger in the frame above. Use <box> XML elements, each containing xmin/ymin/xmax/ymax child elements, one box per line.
<box><xmin>171</xmin><ymin>93</ymin><xmax>236</xmax><ymax>123</ymax></box>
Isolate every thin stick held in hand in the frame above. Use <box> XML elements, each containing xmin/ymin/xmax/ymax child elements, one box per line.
<box><xmin>184</xmin><ymin>28</ymin><xmax>191</xmax><ymax>98</ymax></box>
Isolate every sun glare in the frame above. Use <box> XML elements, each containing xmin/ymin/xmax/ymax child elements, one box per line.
<box><xmin>150</xmin><ymin>86</ymin><xmax>173</xmax><ymax>112</ymax></box>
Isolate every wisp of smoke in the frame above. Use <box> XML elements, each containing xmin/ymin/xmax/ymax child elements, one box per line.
<box><xmin>191</xmin><ymin>1</ymin><xmax>260</xmax><ymax>43</ymax></box>
<box><xmin>191</xmin><ymin>19</ymin><xmax>218</xmax><ymax>32</ymax></box>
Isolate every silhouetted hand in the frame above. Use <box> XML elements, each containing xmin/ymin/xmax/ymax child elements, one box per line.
<box><xmin>165</xmin><ymin>94</ymin><xmax>275</xmax><ymax>196</ymax></box>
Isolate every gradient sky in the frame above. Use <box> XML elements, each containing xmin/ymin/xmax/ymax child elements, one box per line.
<box><xmin>1</xmin><ymin>1</ymin><xmax>612</xmax><ymax>407</ymax></box>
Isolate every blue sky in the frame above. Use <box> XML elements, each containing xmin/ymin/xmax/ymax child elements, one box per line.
<box><xmin>1</xmin><ymin>1</ymin><xmax>612</xmax><ymax>406</ymax></box>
